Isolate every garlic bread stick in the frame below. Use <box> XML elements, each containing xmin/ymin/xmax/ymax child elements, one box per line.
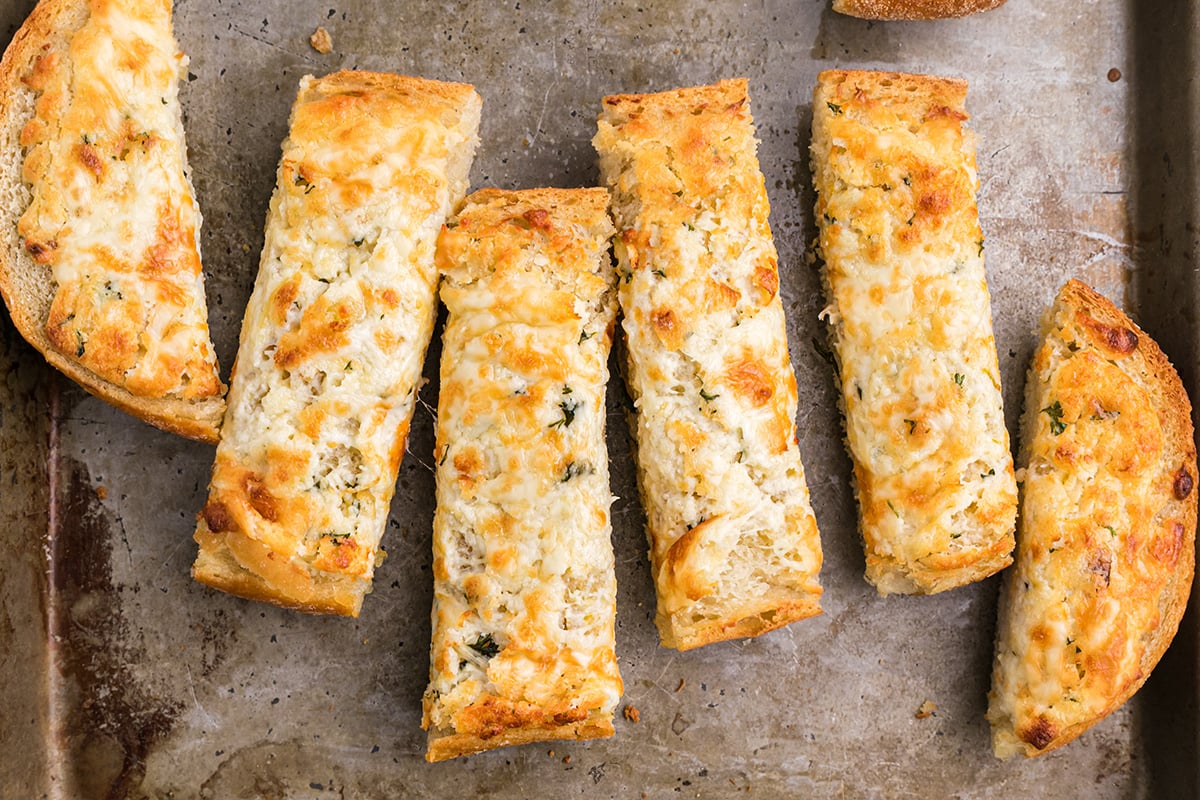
<box><xmin>422</xmin><ymin>187</ymin><xmax>622</xmax><ymax>761</ymax></box>
<box><xmin>595</xmin><ymin>79</ymin><xmax>823</xmax><ymax>650</ymax></box>
<box><xmin>811</xmin><ymin>69</ymin><xmax>1017</xmax><ymax>594</ymax></box>
<box><xmin>194</xmin><ymin>71</ymin><xmax>481</xmax><ymax>615</ymax></box>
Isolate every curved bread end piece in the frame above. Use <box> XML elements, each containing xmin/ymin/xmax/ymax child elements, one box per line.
<box><xmin>832</xmin><ymin>0</ymin><xmax>1006</xmax><ymax>20</ymax></box>
<box><xmin>0</xmin><ymin>0</ymin><xmax>225</xmax><ymax>442</ymax></box>
<box><xmin>988</xmin><ymin>279</ymin><xmax>1196</xmax><ymax>758</ymax></box>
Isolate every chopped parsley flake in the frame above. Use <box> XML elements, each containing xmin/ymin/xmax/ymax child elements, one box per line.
<box><xmin>561</xmin><ymin>461</ymin><xmax>589</xmax><ymax>482</ymax></box>
<box><xmin>827</xmin><ymin>101</ymin><xmax>843</xmax><ymax>115</ymax></box>
<box><xmin>468</xmin><ymin>633</ymin><xmax>500</xmax><ymax>658</ymax></box>
<box><xmin>1042</xmin><ymin>400</ymin><xmax>1067</xmax><ymax>435</ymax></box>
<box><xmin>954</xmin><ymin>372</ymin><xmax>965</xmax><ymax>386</ymax></box>
<box><xmin>904</xmin><ymin>419</ymin><xmax>917</xmax><ymax>435</ymax></box>
<box><xmin>699</xmin><ymin>387</ymin><xmax>719</xmax><ymax>403</ymax></box>
<box><xmin>548</xmin><ymin>396</ymin><xmax>579</xmax><ymax>429</ymax></box>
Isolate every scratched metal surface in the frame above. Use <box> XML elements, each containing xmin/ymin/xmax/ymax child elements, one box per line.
<box><xmin>1</xmin><ymin>0</ymin><xmax>1197</xmax><ymax>797</ymax></box>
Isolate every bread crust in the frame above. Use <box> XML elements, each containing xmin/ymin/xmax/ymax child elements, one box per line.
<box><xmin>422</xmin><ymin>187</ymin><xmax>622</xmax><ymax>761</ymax></box>
<box><xmin>192</xmin><ymin>70</ymin><xmax>481</xmax><ymax>616</ymax></box>
<box><xmin>832</xmin><ymin>0</ymin><xmax>1007</xmax><ymax>20</ymax></box>
<box><xmin>0</xmin><ymin>0</ymin><xmax>225</xmax><ymax>443</ymax></box>
<box><xmin>811</xmin><ymin>69</ymin><xmax>1017</xmax><ymax>594</ymax></box>
<box><xmin>595</xmin><ymin>79</ymin><xmax>823</xmax><ymax>650</ymax></box>
<box><xmin>988</xmin><ymin>280</ymin><xmax>1197</xmax><ymax>758</ymax></box>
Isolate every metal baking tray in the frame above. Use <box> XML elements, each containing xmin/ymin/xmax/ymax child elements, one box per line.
<box><xmin>2</xmin><ymin>0</ymin><xmax>1196</xmax><ymax>796</ymax></box>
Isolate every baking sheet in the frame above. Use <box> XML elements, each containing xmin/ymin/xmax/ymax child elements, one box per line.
<box><xmin>1</xmin><ymin>0</ymin><xmax>1198</xmax><ymax>797</ymax></box>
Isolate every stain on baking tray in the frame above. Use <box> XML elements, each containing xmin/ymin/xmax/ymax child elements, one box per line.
<box><xmin>49</xmin><ymin>452</ymin><xmax>181</xmax><ymax>799</ymax></box>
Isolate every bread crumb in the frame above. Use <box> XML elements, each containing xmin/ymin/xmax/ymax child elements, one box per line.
<box><xmin>547</xmin><ymin>749</ymin><xmax>554</xmax><ymax>757</ymax></box>
<box><xmin>915</xmin><ymin>699</ymin><xmax>936</xmax><ymax>719</ymax></box>
<box><xmin>309</xmin><ymin>27</ymin><xmax>333</xmax><ymax>54</ymax></box>
<box><xmin>95</xmin><ymin>485</ymin><xmax>108</xmax><ymax>500</ymax></box>
<box><xmin>623</xmin><ymin>704</ymin><xmax>640</xmax><ymax>723</ymax></box>
<box><xmin>676</xmin><ymin>678</ymin><xmax>686</xmax><ymax>692</ymax></box>
<box><xmin>562</xmin><ymin>755</ymin><xmax>571</xmax><ymax>764</ymax></box>
<box><xmin>1107</xmin><ymin>67</ymin><xmax>1122</xmax><ymax>82</ymax></box>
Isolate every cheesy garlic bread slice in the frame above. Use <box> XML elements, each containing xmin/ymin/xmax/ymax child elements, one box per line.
<box><xmin>422</xmin><ymin>188</ymin><xmax>622</xmax><ymax>761</ymax></box>
<box><xmin>988</xmin><ymin>280</ymin><xmax>1196</xmax><ymax>758</ymax></box>
<box><xmin>811</xmin><ymin>70</ymin><xmax>1017</xmax><ymax>594</ymax></box>
<box><xmin>194</xmin><ymin>71</ymin><xmax>481</xmax><ymax>616</ymax></box>
<box><xmin>0</xmin><ymin>0</ymin><xmax>224</xmax><ymax>441</ymax></box>
<box><xmin>594</xmin><ymin>79</ymin><xmax>824</xmax><ymax>651</ymax></box>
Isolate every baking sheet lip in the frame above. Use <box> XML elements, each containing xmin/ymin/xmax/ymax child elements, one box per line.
<box><xmin>4</xmin><ymin>0</ymin><xmax>1195</xmax><ymax>796</ymax></box>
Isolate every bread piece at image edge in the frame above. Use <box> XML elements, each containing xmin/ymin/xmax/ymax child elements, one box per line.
<box><xmin>422</xmin><ymin>187</ymin><xmax>622</xmax><ymax>761</ymax></box>
<box><xmin>193</xmin><ymin>71</ymin><xmax>481</xmax><ymax>616</ymax></box>
<box><xmin>988</xmin><ymin>280</ymin><xmax>1196</xmax><ymax>758</ymax></box>
<box><xmin>595</xmin><ymin>79</ymin><xmax>824</xmax><ymax>651</ymax></box>
<box><xmin>0</xmin><ymin>0</ymin><xmax>226</xmax><ymax>442</ymax></box>
<box><xmin>811</xmin><ymin>69</ymin><xmax>1017</xmax><ymax>594</ymax></box>
<box><xmin>832</xmin><ymin>0</ymin><xmax>1007</xmax><ymax>20</ymax></box>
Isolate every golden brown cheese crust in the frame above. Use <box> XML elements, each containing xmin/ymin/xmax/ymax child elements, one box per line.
<box><xmin>595</xmin><ymin>79</ymin><xmax>823</xmax><ymax>650</ymax></box>
<box><xmin>811</xmin><ymin>70</ymin><xmax>1017</xmax><ymax>594</ymax></box>
<box><xmin>988</xmin><ymin>280</ymin><xmax>1196</xmax><ymax>758</ymax></box>
<box><xmin>832</xmin><ymin>0</ymin><xmax>1006</xmax><ymax>19</ymax></box>
<box><xmin>193</xmin><ymin>71</ymin><xmax>481</xmax><ymax>616</ymax></box>
<box><xmin>18</xmin><ymin>0</ymin><xmax>220</xmax><ymax>400</ymax></box>
<box><xmin>423</xmin><ymin>188</ymin><xmax>621</xmax><ymax>762</ymax></box>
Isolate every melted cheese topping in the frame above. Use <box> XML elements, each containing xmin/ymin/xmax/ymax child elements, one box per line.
<box><xmin>422</xmin><ymin>188</ymin><xmax>621</xmax><ymax>759</ymax></box>
<box><xmin>811</xmin><ymin>70</ymin><xmax>1016</xmax><ymax>593</ymax></box>
<box><xmin>18</xmin><ymin>0</ymin><xmax>219</xmax><ymax>399</ymax></box>
<box><xmin>195</xmin><ymin>72</ymin><xmax>480</xmax><ymax>615</ymax></box>
<box><xmin>989</xmin><ymin>283</ymin><xmax>1195</xmax><ymax>758</ymax></box>
<box><xmin>595</xmin><ymin>79</ymin><xmax>823</xmax><ymax>650</ymax></box>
